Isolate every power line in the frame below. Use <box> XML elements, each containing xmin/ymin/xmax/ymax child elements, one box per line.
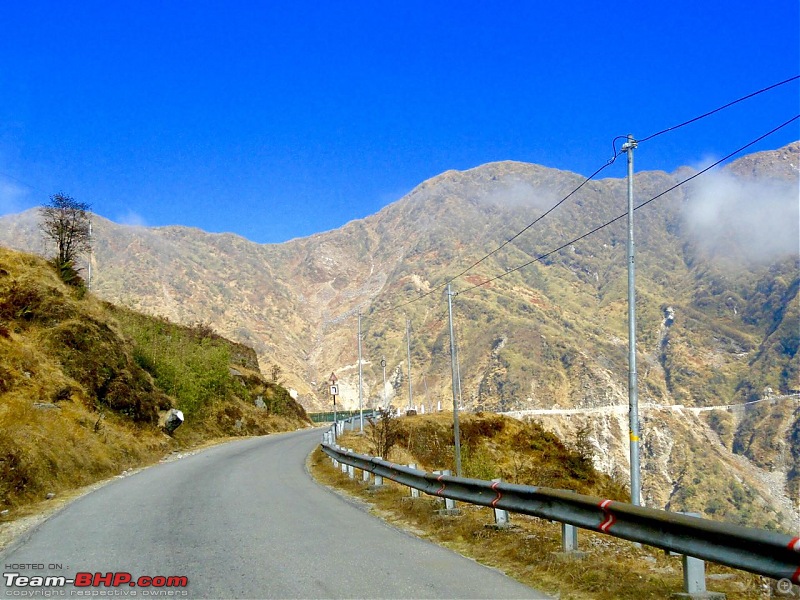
<box><xmin>460</xmin><ymin>78</ymin><xmax>800</xmax><ymax>283</ymax></box>
<box><xmin>0</xmin><ymin>171</ymin><xmax>49</xmax><ymax>196</ymax></box>
<box><xmin>454</xmin><ymin>114</ymin><xmax>799</xmax><ymax>297</ymax></box>
<box><xmin>444</xmin><ymin>156</ymin><xmax>621</xmax><ymax>287</ymax></box>
<box><xmin>368</xmin><ymin>78</ymin><xmax>798</xmax><ymax>318</ymax></box>
<box><xmin>367</xmin><ymin>147</ymin><xmax>624</xmax><ymax>317</ymax></box>
<box><xmin>638</xmin><ymin>75</ymin><xmax>799</xmax><ymax>143</ymax></box>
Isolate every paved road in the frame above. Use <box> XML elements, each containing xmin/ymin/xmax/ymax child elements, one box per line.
<box><xmin>1</xmin><ymin>427</ymin><xmax>548</xmax><ymax>599</ymax></box>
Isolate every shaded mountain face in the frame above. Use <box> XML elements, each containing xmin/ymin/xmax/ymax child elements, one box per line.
<box><xmin>1</xmin><ymin>143</ymin><xmax>798</xmax><ymax>526</ymax></box>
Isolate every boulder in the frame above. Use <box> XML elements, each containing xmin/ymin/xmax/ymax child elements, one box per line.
<box><xmin>162</xmin><ymin>408</ymin><xmax>184</xmax><ymax>434</ymax></box>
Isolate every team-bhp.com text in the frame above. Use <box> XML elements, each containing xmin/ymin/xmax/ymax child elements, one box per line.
<box><xmin>4</xmin><ymin>572</ymin><xmax>188</xmax><ymax>596</ymax></box>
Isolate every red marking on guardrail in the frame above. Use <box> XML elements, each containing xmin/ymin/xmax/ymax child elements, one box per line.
<box><xmin>790</xmin><ymin>537</ymin><xmax>800</xmax><ymax>583</ymax></box>
<box><xmin>436</xmin><ymin>474</ymin><xmax>446</xmax><ymax>496</ymax></box>
<box><xmin>598</xmin><ymin>499</ymin><xmax>616</xmax><ymax>532</ymax></box>
<box><xmin>490</xmin><ymin>481</ymin><xmax>502</xmax><ymax>508</ymax></box>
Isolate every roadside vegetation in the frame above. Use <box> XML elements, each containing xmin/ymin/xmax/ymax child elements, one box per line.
<box><xmin>0</xmin><ymin>247</ymin><xmax>308</xmax><ymax>515</ymax></box>
<box><xmin>310</xmin><ymin>412</ymin><xmax>768</xmax><ymax>600</ymax></box>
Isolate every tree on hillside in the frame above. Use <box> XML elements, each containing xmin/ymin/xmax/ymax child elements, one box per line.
<box><xmin>39</xmin><ymin>193</ymin><xmax>92</xmax><ymax>285</ymax></box>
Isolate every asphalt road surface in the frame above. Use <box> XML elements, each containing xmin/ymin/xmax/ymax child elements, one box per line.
<box><xmin>1</xmin><ymin>427</ymin><xmax>549</xmax><ymax>599</ymax></box>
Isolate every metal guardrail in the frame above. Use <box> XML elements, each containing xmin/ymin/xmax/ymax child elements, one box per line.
<box><xmin>321</xmin><ymin>442</ymin><xmax>800</xmax><ymax>584</ymax></box>
<box><xmin>308</xmin><ymin>409</ymin><xmax>376</xmax><ymax>423</ymax></box>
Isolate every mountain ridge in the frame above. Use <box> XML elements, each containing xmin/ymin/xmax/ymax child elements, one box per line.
<box><xmin>1</xmin><ymin>143</ymin><xmax>798</xmax><ymax>528</ymax></box>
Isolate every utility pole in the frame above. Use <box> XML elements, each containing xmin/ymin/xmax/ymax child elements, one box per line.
<box><xmin>358</xmin><ymin>310</ymin><xmax>364</xmax><ymax>432</ymax></box>
<box><xmin>87</xmin><ymin>221</ymin><xmax>93</xmax><ymax>289</ymax></box>
<box><xmin>622</xmin><ymin>134</ymin><xmax>641</xmax><ymax>506</ymax></box>
<box><xmin>329</xmin><ymin>372</ymin><xmax>338</xmax><ymax>440</ymax></box>
<box><xmin>447</xmin><ymin>284</ymin><xmax>463</xmax><ymax>477</ymax></box>
<box><xmin>381</xmin><ymin>356</ymin><xmax>386</xmax><ymax>410</ymax></box>
<box><xmin>406</xmin><ymin>318</ymin><xmax>413</xmax><ymax>411</ymax></box>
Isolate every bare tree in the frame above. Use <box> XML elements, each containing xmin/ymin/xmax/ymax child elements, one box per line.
<box><xmin>366</xmin><ymin>407</ymin><xmax>400</xmax><ymax>459</ymax></box>
<box><xmin>39</xmin><ymin>193</ymin><xmax>92</xmax><ymax>284</ymax></box>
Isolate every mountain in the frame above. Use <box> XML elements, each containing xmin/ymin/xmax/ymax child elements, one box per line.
<box><xmin>1</xmin><ymin>142</ymin><xmax>798</xmax><ymax>529</ymax></box>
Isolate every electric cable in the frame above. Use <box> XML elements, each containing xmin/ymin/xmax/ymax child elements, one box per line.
<box><xmin>367</xmin><ymin>77</ymin><xmax>798</xmax><ymax>318</ymax></box>
<box><xmin>638</xmin><ymin>76</ymin><xmax>798</xmax><ymax>143</ymax></box>
<box><xmin>454</xmin><ymin>113</ymin><xmax>799</xmax><ymax>297</ymax></box>
<box><xmin>367</xmin><ymin>147</ymin><xmax>624</xmax><ymax>317</ymax></box>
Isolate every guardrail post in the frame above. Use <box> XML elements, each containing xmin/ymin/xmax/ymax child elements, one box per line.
<box><xmin>331</xmin><ymin>442</ymin><xmax>339</xmax><ymax>468</ymax></box>
<box><xmin>670</xmin><ymin>512</ymin><xmax>724</xmax><ymax>599</ymax></box>
<box><xmin>672</xmin><ymin>554</ymin><xmax>725</xmax><ymax>599</ymax></box>
<box><xmin>362</xmin><ymin>468</ymin><xmax>370</xmax><ymax>483</ymax></box>
<box><xmin>372</xmin><ymin>457</ymin><xmax>384</xmax><ymax>488</ymax></box>
<box><xmin>409</xmin><ymin>464</ymin><xmax>420</xmax><ymax>498</ymax></box>
<box><xmin>562</xmin><ymin>523</ymin><xmax>578</xmax><ymax>552</ymax></box>
<box><xmin>443</xmin><ymin>470</ymin><xmax>456</xmax><ymax>510</ymax></box>
<box><xmin>552</xmin><ymin>522</ymin><xmax>586</xmax><ymax>559</ymax></box>
<box><xmin>490</xmin><ymin>478</ymin><xmax>510</xmax><ymax>528</ymax></box>
<box><xmin>347</xmin><ymin>449</ymin><xmax>356</xmax><ymax>479</ymax></box>
<box><xmin>434</xmin><ymin>469</ymin><xmax>461</xmax><ymax>516</ymax></box>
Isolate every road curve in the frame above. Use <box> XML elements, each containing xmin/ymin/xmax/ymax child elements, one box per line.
<box><xmin>1</xmin><ymin>427</ymin><xmax>549</xmax><ymax>599</ymax></box>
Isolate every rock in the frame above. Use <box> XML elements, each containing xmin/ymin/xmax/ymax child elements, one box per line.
<box><xmin>162</xmin><ymin>409</ymin><xmax>184</xmax><ymax>434</ymax></box>
<box><xmin>45</xmin><ymin>492</ymin><xmax>55</xmax><ymax>500</ymax></box>
<box><xmin>255</xmin><ymin>396</ymin><xmax>266</xmax><ymax>409</ymax></box>
<box><xmin>33</xmin><ymin>403</ymin><xmax>59</xmax><ymax>410</ymax></box>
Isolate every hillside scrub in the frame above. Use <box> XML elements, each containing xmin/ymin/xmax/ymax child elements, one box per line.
<box><xmin>0</xmin><ymin>247</ymin><xmax>308</xmax><ymax>512</ymax></box>
<box><xmin>349</xmin><ymin>412</ymin><xmax>629</xmax><ymax>501</ymax></box>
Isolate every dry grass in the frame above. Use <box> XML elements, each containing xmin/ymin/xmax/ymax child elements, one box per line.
<box><xmin>0</xmin><ymin>246</ymin><xmax>308</xmax><ymax>516</ymax></box>
<box><xmin>0</xmin><ymin>377</ymin><xmax>171</xmax><ymax>508</ymax></box>
<box><xmin>309</xmin><ymin>417</ymin><xmax>770</xmax><ymax>600</ymax></box>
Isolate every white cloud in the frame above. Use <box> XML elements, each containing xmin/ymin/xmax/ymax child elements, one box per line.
<box><xmin>0</xmin><ymin>177</ymin><xmax>32</xmax><ymax>216</ymax></box>
<box><xmin>378</xmin><ymin>187</ymin><xmax>413</xmax><ymax>207</ymax></box>
<box><xmin>483</xmin><ymin>180</ymin><xmax>559</xmax><ymax>211</ymax></box>
<box><xmin>685</xmin><ymin>171</ymin><xmax>800</xmax><ymax>263</ymax></box>
<box><xmin>115</xmin><ymin>210</ymin><xmax>148</xmax><ymax>227</ymax></box>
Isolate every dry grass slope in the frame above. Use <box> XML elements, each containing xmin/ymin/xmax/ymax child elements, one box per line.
<box><xmin>0</xmin><ymin>247</ymin><xmax>309</xmax><ymax>514</ymax></box>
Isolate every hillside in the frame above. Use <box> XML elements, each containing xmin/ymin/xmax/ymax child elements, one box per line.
<box><xmin>0</xmin><ymin>143</ymin><xmax>797</xmax><ymax>530</ymax></box>
<box><xmin>0</xmin><ymin>247</ymin><xmax>308</xmax><ymax>511</ymax></box>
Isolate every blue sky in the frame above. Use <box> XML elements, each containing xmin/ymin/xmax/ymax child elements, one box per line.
<box><xmin>1</xmin><ymin>1</ymin><xmax>798</xmax><ymax>244</ymax></box>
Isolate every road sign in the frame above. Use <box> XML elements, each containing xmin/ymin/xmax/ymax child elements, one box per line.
<box><xmin>330</xmin><ymin>385</ymin><xmax>338</xmax><ymax>396</ymax></box>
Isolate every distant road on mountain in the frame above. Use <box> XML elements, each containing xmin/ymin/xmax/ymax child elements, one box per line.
<box><xmin>0</xmin><ymin>428</ymin><xmax>548</xmax><ymax>599</ymax></box>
